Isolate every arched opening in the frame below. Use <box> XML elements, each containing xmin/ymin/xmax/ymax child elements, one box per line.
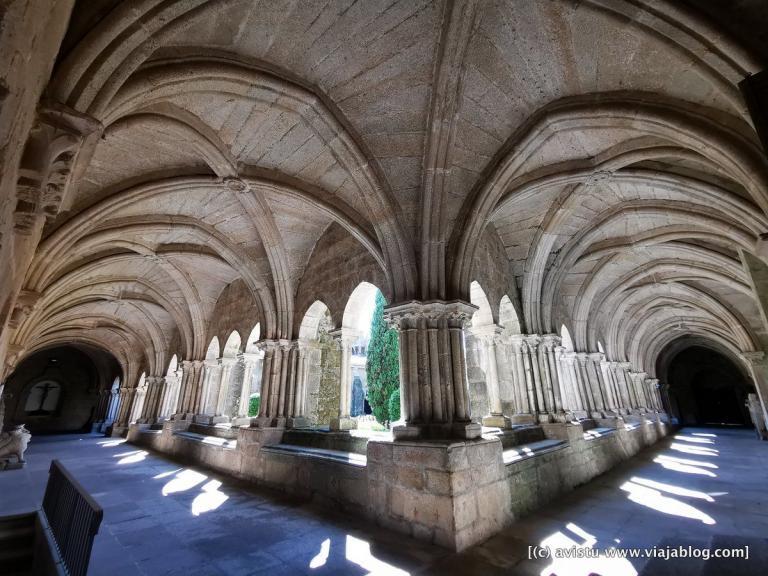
<box><xmin>298</xmin><ymin>301</ymin><xmax>336</xmax><ymax>428</ymax></box>
<box><xmin>2</xmin><ymin>345</ymin><xmax>120</xmax><ymax>434</ymax></box>
<box><xmin>215</xmin><ymin>331</ymin><xmax>243</xmax><ymax>421</ymax></box>
<box><xmin>244</xmin><ymin>323</ymin><xmax>263</xmax><ymax>418</ymax></box>
<box><xmin>467</xmin><ymin>281</ymin><xmax>495</xmax><ymax>420</ymax></box>
<box><xmin>499</xmin><ymin>295</ymin><xmax>521</xmax><ymax>335</ymax></box>
<box><xmin>205</xmin><ymin>337</ymin><xmax>220</xmax><ymax>361</ymax></box>
<box><xmin>341</xmin><ymin>282</ymin><xmax>389</xmax><ymax>430</ymax></box>
<box><xmin>665</xmin><ymin>346</ymin><xmax>753</xmax><ymax>426</ymax></box>
<box><xmin>561</xmin><ymin>324</ymin><xmax>574</xmax><ymax>352</ymax></box>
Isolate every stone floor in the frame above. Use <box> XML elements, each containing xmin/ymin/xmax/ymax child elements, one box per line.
<box><xmin>0</xmin><ymin>427</ymin><xmax>766</xmax><ymax>575</ymax></box>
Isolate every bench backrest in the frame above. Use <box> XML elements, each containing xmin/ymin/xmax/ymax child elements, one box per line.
<box><xmin>41</xmin><ymin>460</ymin><xmax>103</xmax><ymax>576</ymax></box>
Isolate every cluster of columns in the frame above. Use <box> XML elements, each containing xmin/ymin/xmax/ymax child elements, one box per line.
<box><xmin>113</xmin><ymin>302</ymin><xmax>664</xmax><ymax>439</ymax></box>
<box><xmin>469</xmin><ymin>329</ymin><xmax>666</xmax><ymax>427</ymax></box>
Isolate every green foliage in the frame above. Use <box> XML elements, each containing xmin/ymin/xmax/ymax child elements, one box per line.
<box><xmin>366</xmin><ymin>291</ymin><xmax>400</xmax><ymax>426</ymax></box>
<box><xmin>388</xmin><ymin>387</ymin><xmax>401</xmax><ymax>423</ymax></box>
<box><xmin>248</xmin><ymin>395</ymin><xmax>261</xmax><ymax>417</ymax></box>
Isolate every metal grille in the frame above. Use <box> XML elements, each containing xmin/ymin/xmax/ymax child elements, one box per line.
<box><xmin>42</xmin><ymin>460</ymin><xmax>104</xmax><ymax>576</ymax></box>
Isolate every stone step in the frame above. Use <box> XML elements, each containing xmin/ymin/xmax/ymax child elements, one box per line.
<box><xmin>281</xmin><ymin>429</ymin><xmax>369</xmax><ymax>455</ymax></box>
<box><xmin>187</xmin><ymin>423</ymin><xmax>238</xmax><ymax>439</ymax></box>
<box><xmin>502</xmin><ymin>438</ymin><xmax>568</xmax><ymax>465</ymax></box>
<box><xmin>173</xmin><ymin>431</ymin><xmax>237</xmax><ymax>450</ymax></box>
<box><xmin>262</xmin><ymin>443</ymin><xmax>367</xmax><ymax>467</ymax></box>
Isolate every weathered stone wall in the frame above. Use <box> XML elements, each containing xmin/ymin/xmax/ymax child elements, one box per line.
<box><xmin>294</xmin><ymin>223</ymin><xmax>390</xmax><ymax>333</ymax></box>
<box><xmin>469</xmin><ymin>225</ymin><xmax>523</xmax><ymax>328</ymax></box>
<box><xmin>207</xmin><ymin>279</ymin><xmax>261</xmax><ymax>352</ymax></box>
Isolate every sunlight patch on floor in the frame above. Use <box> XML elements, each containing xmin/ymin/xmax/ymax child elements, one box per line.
<box><xmin>654</xmin><ymin>455</ymin><xmax>717</xmax><ymax>477</ymax></box>
<box><xmin>162</xmin><ymin>469</ymin><xmax>207</xmax><ymax>495</ymax></box>
<box><xmin>191</xmin><ymin>479</ymin><xmax>228</xmax><ymax>516</ymax></box>
<box><xmin>538</xmin><ymin>524</ymin><xmax>637</xmax><ymax>576</ymax></box>
<box><xmin>629</xmin><ymin>477</ymin><xmax>714</xmax><ymax>502</ymax></box>
<box><xmin>115</xmin><ymin>450</ymin><xmax>148</xmax><ymax>464</ymax></box>
<box><xmin>620</xmin><ymin>480</ymin><xmax>716</xmax><ymax>525</ymax></box>
<box><xmin>669</xmin><ymin>442</ymin><xmax>719</xmax><ymax>457</ymax></box>
<box><xmin>345</xmin><ymin>535</ymin><xmax>410</xmax><ymax>575</ymax></box>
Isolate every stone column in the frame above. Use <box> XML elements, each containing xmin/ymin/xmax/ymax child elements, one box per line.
<box><xmin>599</xmin><ymin>359</ymin><xmax>619</xmax><ymax>413</ymax></box>
<box><xmin>93</xmin><ymin>389</ymin><xmax>110</xmax><ymax>426</ymax></box>
<box><xmin>554</xmin><ymin>346</ymin><xmax>575</xmax><ymax>415</ymax></box>
<box><xmin>646</xmin><ymin>378</ymin><xmax>661</xmax><ymax>411</ymax></box>
<box><xmin>509</xmin><ymin>335</ymin><xmax>532</xmax><ymax>419</ymax></box>
<box><xmin>741</xmin><ymin>352</ymin><xmax>768</xmax><ymax>434</ymax></box>
<box><xmin>237</xmin><ymin>352</ymin><xmax>261</xmax><ymax>419</ymax></box>
<box><xmin>629</xmin><ymin>371</ymin><xmax>649</xmax><ymax>412</ymax></box>
<box><xmin>574</xmin><ymin>353</ymin><xmax>596</xmax><ymax>416</ymax></box>
<box><xmin>139</xmin><ymin>376</ymin><xmax>166</xmax><ymax>423</ymax></box>
<box><xmin>586</xmin><ymin>353</ymin><xmax>607</xmax><ymax>415</ymax></box>
<box><xmin>330</xmin><ymin>331</ymin><xmax>358</xmax><ymax>431</ymax></box>
<box><xmin>106</xmin><ymin>387</ymin><xmax>120</xmax><ymax>423</ymax></box>
<box><xmin>253</xmin><ymin>339</ymin><xmax>294</xmax><ymax>428</ymax></box>
<box><xmin>384</xmin><ymin>300</ymin><xmax>481</xmax><ymax>440</ymax></box>
<box><xmin>177</xmin><ymin>360</ymin><xmax>204</xmax><ymax>416</ymax></box>
<box><xmin>223</xmin><ymin>354</ymin><xmax>246</xmax><ymax>420</ymax></box>
<box><xmin>473</xmin><ymin>325</ymin><xmax>511</xmax><ymax>428</ymax></box>
<box><xmin>214</xmin><ymin>358</ymin><xmax>235</xmax><ymax>417</ymax></box>
<box><xmin>618</xmin><ymin>362</ymin><xmax>637</xmax><ymax>411</ymax></box>
<box><xmin>609</xmin><ymin>362</ymin><xmax>629</xmax><ymax>413</ymax></box>
<box><xmin>542</xmin><ymin>335</ymin><xmax>565</xmax><ymax>420</ymax></box>
<box><xmin>199</xmin><ymin>359</ymin><xmax>221</xmax><ymax>416</ymax></box>
<box><xmin>114</xmin><ymin>386</ymin><xmax>137</xmax><ymax>434</ymax></box>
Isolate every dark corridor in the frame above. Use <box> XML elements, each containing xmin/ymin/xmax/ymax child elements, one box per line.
<box><xmin>667</xmin><ymin>346</ymin><xmax>753</xmax><ymax>426</ymax></box>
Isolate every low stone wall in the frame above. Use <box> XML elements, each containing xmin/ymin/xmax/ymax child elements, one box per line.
<box><xmin>128</xmin><ymin>422</ymin><xmax>242</xmax><ymax>477</ymax></box>
<box><xmin>126</xmin><ymin>415</ymin><xmax>670</xmax><ymax>552</ymax></box>
<box><xmin>509</xmin><ymin>417</ymin><xmax>668</xmax><ymax>517</ymax></box>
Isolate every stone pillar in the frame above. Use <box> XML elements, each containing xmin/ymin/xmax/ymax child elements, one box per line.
<box><xmin>554</xmin><ymin>346</ymin><xmax>575</xmax><ymax>415</ymax></box>
<box><xmin>237</xmin><ymin>352</ymin><xmax>261</xmax><ymax>419</ymax></box>
<box><xmin>177</xmin><ymin>360</ymin><xmax>204</xmax><ymax>417</ymax></box>
<box><xmin>384</xmin><ymin>301</ymin><xmax>481</xmax><ymax>440</ymax></box>
<box><xmin>741</xmin><ymin>352</ymin><xmax>768</xmax><ymax>434</ymax></box>
<box><xmin>542</xmin><ymin>335</ymin><xmax>564</xmax><ymax>419</ymax></box>
<box><xmin>600</xmin><ymin>360</ymin><xmax>620</xmax><ymax>413</ymax></box>
<box><xmin>574</xmin><ymin>353</ymin><xmax>596</xmax><ymax>416</ymax></box>
<box><xmin>525</xmin><ymin>336</ymin><xmax>548</xmax><ymax>420</ymax></box>
<box><xmin>223</xmin><ymin>354</ymin><xmax>246</xmax><ymax>420</ymax></box>
<box><xmin>629</xmin><ymin>371</ymin><xmax>649</xmax><ymax>412</ymax></box>
<box><xmin>509</xmin><ymin>335</ymin><xmax>532</xmax><ymax>419</ymax></box>
<box><xmin>617</xmin><ymin>362</ymin><xmax>637</xmax><ymax>410</ymax></box>
<box><xmin>253</xmin><ymin>339</ymin><xmax>294</xmax><ymax>428</ymax></box>
<box><xmin>93</xmin><ymin>389</ymin><xmax>110</xmax><ymax>424</ymax></box>
<box><xmin>472</xmin><ymin>326</ymin><xmax>511</xmax><ymax>428</ymax></box>
<box><xmin>113</xmin><ymin>386</ymin><xmax>136</xmax><ymax>434</ymax></box>
<box><xmin>330</xmin><ymin>331</ymin><xmax>358</xmax><ymax>431</ymax></box>
<box><xmin>586</xmin><ymin>353</ymin><xmax>607</xmax><ymax>415</ymax></box>
<box><xmin>291</xmin><ymin>342</ymin><xmax>310</xmax><ymax>422</ymax></box>
<box><xmin>215</xmin><ymin>358</ymin><xmax>235</xmax><ymax>417</ymax></box>
<box><xmin>199</xmin><ymin>359</ymin><xmax>221</xmax><ymax>416</ymax></box>
<box><xmin>139</xmin><ymin>376</ymin><xmax>166</xmax><ymax>423</ymax></box>
<box><xmin>646</xmin><ymin>378</ymin><xmax>661</xmax><ymax>411</ymax></box>
<box><xmin>106</xmin><ymin>387</ymin><xmax>120</xmax><ymax>423</ymax></box>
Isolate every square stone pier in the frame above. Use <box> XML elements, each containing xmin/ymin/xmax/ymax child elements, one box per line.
<box><xmin>366</xmin><ymin>436</ymin><xmax>512</xmax><ymax>552</ymax></box>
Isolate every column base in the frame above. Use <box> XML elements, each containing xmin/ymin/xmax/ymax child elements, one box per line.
<box><xmin>392</xmin><ymin>421</ymin><xmax>482</xmax><ymax>440</ymax></box>
<box><xmin>286</xmin><ymin>416</ymin><xmax>312</xmax><ymax>429</ymax></box>
<box><xmin>482</xmin><ymin>414</ymin><xmax>512</xmax><ymax>428</ymax></box>
<box><xmin>367</xmin><ymin>436</ymin><xmax>512</xmax><ymax>551</ymax></box>
<box><xmin>193</xmin><ymin>414</ymin><xmax>230</xmax><ymax>425</ymax></box>
<box><xmin>509</xmin><ymin>413</ymin><xmax>536</xmax><ymax>425</ymax></box>
<box><xmin>250</xmin><ymin>416</ymin><xmax>288</xmax><ymax>428</ymax></box>
<box><xmin>329</xmin><ymin>417</ymin><xmax>358</xmax><ymax>431</ymax></box>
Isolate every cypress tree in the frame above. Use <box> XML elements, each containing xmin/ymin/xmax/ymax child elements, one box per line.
<box><xmin>366</xmin><ymin>291</ymin><xmax>400</xmax><ymax>426</ymax></box>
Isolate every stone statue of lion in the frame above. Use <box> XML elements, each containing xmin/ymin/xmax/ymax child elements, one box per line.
<box><xmin>0</xmin><ymin>425</ymin><xmax>32</xmax><ymax>464</ymax></box>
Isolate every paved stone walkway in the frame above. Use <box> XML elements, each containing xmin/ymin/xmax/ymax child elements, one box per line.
<box><xmin>0</xmin><ymin>428</ymin><xmax>766</xmax><ymax>575</ymax></box>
